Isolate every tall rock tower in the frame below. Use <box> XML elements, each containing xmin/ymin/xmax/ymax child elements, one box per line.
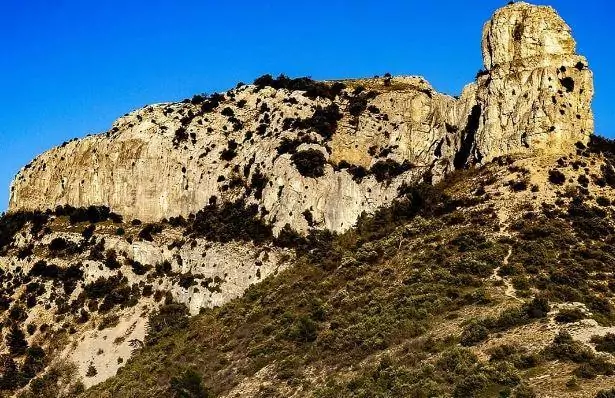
<box><xmin>471</xmin><ymin>2</ymin><xmax>593</xmax><ymax>162</ymax></box>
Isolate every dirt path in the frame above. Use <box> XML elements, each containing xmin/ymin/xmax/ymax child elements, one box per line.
<box><xmin>490</xmin><ymin>245</ymin><xmax>523</xmax><ymax>303</ymax></box>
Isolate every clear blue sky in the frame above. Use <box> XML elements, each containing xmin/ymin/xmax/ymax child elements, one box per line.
<box><xmin>1</xmin><ymin>0</ymin><xmax>613</xmax><ymax>210</ymax></box>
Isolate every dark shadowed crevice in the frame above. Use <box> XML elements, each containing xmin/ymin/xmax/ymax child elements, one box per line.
<box><xmin>521</xmin><ymin>132</ymin><xmax>530</xmax><ymax>148</ymax></box>
<box><xmin>434</xmin><ymin>138</ymin><xmax>444</xmax><ymax>158</ymax></box>
<box><xmin>454</xmin><ymin>104</ymin><xmax>482</xmax><ymax>169</ymax></box>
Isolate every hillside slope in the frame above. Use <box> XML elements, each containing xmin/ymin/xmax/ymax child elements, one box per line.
<box><xmin>0</xmin><ymin>2</ymin><xmax>611</xmax><ymax>398</ymax></box>
<box><xmin>81</xmin><ymin>139</ymin><xmax>615</xmax><ymax>398</ymax></box>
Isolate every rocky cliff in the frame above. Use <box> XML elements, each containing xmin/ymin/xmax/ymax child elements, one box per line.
<box><xmin>476</xmin><ymin>2</ymin><xmax>593</xmax><ymax>160</ymax></box>
<box><xmin>0</xmin><ymin>3</ymin><xmax>604</xmax><ymax>395</ymax></box>
<box><xmin>8</xmin><ymin>2</ymin><xmax>593</xmax><ymax>234</ymax></box>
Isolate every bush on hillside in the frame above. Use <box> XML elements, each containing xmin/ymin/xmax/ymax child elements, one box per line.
<box><xmin>291</xmin><ymin>149</ymin><xmax>327</xmax><ymax>178</ymax></box>
<box><xmin>146</xmin><ymin>303</ymin><xmax>189</xmax><ymax>344</ymax></box>
<box><xmin>252</xmin><ymin>74</ymin><xmax>345</xmax><ymax>100</ymax></box>
<box><xmin>188</xmin><ymin>198</ymin><xmax>273</xmax><ymax>244</ymax></box>
<box><xmin>170</xmin><ymin>369</ymin><xmax>210</xmax><ymax>398</ymax></box>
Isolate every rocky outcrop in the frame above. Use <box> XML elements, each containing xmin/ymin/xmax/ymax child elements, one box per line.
<box><xmin>474</xmin><ymin>2</ymin><xmax>594</xmax><ymax>162</ymax></box>
<box><xmin>0</xmin><ymin>219</ymin><xmax>292</xmax><ymax>384</ymax></box>
<box><xmin>0</xmin><ymin>3</ymin><xmax>600</xmax><ymax>392</ymax></box>
<box><xmin>8</xmin><ymin>2</ymin><xmax>593</xmax><ymax>234</ymax></box>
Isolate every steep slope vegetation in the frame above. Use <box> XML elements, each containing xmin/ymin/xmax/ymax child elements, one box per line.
<box><xmin>0</xmin><ymin>201</ymin><xmax>293</xmax><ymax>394</ymax></box>
<box><xmin>74</xmin><ymin>139</ymin><xmax>615</xmax><ymax>398</ymax></box>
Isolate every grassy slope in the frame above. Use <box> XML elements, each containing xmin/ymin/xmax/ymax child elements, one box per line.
<box><xmin>66</xmin><ymin>144</ymin><xmax>615</xmax><ymax>397</ymax></box>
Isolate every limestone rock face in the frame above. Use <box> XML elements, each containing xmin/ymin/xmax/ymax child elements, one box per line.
<box><xmin>8</xmin><ymin>2</ymin><xmax>594</xmax><ymax>233</ymax></box>
<box><xmin>0</xmin><ymin>221</ymin><xmax>292</xmax><ymax>385</ymax></box>
<box><xmin>8</xmin><ymin>78</ymin><xmax>473</xmax><ymax>233</ymax></box>
<box><xmin>482</xmin><ymin>2</ymin><xmax>576</xmax><ymax>70</ymax></box>
<box><xmin>473</xmin><ymin>2</ymin><xmax>593</xmax><ymax>163</ymax></box>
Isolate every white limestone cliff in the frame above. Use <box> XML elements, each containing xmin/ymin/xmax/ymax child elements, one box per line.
<box><xmin>8</xmin><ymin>3</ymin><xmax>593</xmax><ymax>234</ymax></box>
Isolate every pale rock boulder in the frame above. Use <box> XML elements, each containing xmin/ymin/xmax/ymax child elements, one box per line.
<box><xmin>482</xmin><ymin>2</ymin><xmax>576</xmax><ymax>69</ymax></box>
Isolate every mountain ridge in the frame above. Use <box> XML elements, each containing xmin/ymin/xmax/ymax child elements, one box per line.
<box><xmin>8</xmin><ymin>2</ymin><xmax>593</xmax><ymax>235</ymax></box>
<box><xmin>0</xmin><ymin>2</ymin><xmax>613</xmax><ymax>398</ymax></box>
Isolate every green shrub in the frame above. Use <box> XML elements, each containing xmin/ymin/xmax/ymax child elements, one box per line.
<box><xmin>288</xmin><ymin>315</ymin><xmax>318</xmax><ymax>343</ymax></box>
<box><xmin>512</xmin><ymin>382</ymin><xmax>536</xmax><ymax>398</ymax></box>
<box><xmin>98</xmin><ymin>314</ymin><xmax>120</xmax><ymax>330</ymax></box>
<box><xmin>6</xmin><ymin>325</ymin><xmax>28</xmax><ymax>356</ymax></box>
<box><xmin>220</xmin><ymin>140</ymin><xmax>238</xmax><ymax>161</ymax></box>
<box><xmin>291</xmin><ymin>149</ymin><xmax>326</xmax><ymax>178</ymax></box>
<box><xmin>460</xmin><ymin>321</ymin><xmax>489</xmax><ymax>346</ymax></box>
<box><xmin>252</xmin><ymin>74</ymin><xmax>345</xmax><ymax>100</ymax></box>
<box><xmin>188</xmin><ymin>198</ymin><xmax>272</xmax><ymax>244</ymax></box>
<box><xmin>543</xmin><ymin>331</ymin><xmax>594</xmax><ymax>363</ymax></box>
<box><xmin>596</xmin><ymin>388</ymin><xmax>615</xmax><ymax>398</ymax></box>
<box><xmin>0</xmin><ymin>356</ymin><xmax>23</xmax><ymax>390</ymax></box>
<box><xmin>48</xmin><ymin>237</ymin><xmax>68</xmax><ymax>252</ymax></box>
<box><xmin>548</xmin><ymin>169</ymin><xmax>566</xmax><ymax>185</ymax></box>
<box><xmin>21</xmin><ymin>346</ymin><xmax>46</xmax><ymax>379</ymax></box>
<box><xmin>488</xmin><ymin>344</ymin><xmax>520</xmax><ymax>362</ymax></box>
<box><xmin>453</xmin><ymin>373</ymin><xmax>488</xmax><ymax>397</ymax></box>
<box><xmin>0</xmin><ymin>211</ymin><xmax>49</xmax><ymax>254</ymax></box>
<box><xmin>555</xmin><ymin>308</ymin><xmax>585</xmax><ymax>323</ymax></box>
<box><xmin>170</xmin><ymin>369</ymin><xmax>210</xmax><ymax>398</ymax></box>
<box><xmin>573</xmin><ymin>357</ymin><xmax>615</xmax><ymax>379</ymax></box>
<box><xmin>560</xmin><ymin>77</ymin><xmax>575</xmax><ymax>93</ymax></box>
<box><xmin>146</xmin><ymin>303</ymin><xmax>189</xmax><ymax>344</ymax></box>
<box><xmin>138</xmin><ymin>223</ymin><xmax>164</xmax><ymax>242</ymax></box>
<box><xmin>436</xmin><ymin>348</ymin><xmax>478</xmax><ymax>374</ymax></box>
<box><xmin>370</xmin><ymin>159</ymin><xmax>413</xmax><ymax>183</ymax></box>
<box><xmin>85</xmin><ymin>364</ymin><xmax>97</xmax><ymax>377</ymax></box>
<box><xmin>590</xmin><ymin>333</ymin><xmax>615</xmax><ymax>353</ymax></box>
<box><xmin>292</xmin><ymin>104</ymin><xmax>343</xmax><ymax>139</ymax></box>
<box><xmin>525</xmin><ymin>297</ymin><xmax>550</xmax><ymax>319</ymax></box>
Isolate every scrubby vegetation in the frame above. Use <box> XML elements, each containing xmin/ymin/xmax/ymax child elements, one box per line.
<box><xmin>80</xmin><ymin>149</ymin><xmax>615</xmax><ymax>397</ymax></box>
<box><xmin>187</xmin><ymin>198</ymin><xmax>272</xmax><ymax>243</ymax></box>
<box><xmin>370</xmin><ymin>159</ymin><xmax>414</xmax><ymax>182</ymax></box>
<box><xmin>3</xmin><ymin>131</ymin><xmax>615</xmax><ymax>397</ymax></box>
<box><xmin>548</xmin><ymin>169</ymin><xmax>566</xmax><ymax>185</ymax></box>
<box><xmin>291</xmin><ymin>149</ymin><xmax>327</xmax><ymax>178</ymax></box>
<box><xmin>55</xmin><ymin>205</ymin><xmax>122</xmax><ymax>224</ymax></box>
<box><xmin>590</xmin><ymin>333</ymin><xmax>615</xmax><ymax>354</ymax></box>
<box><xmin>81</xmin><ymin>169</ymin><xmax>519</xmax><ymax>397</ymax></box>
<box><xmin>287</xmin><ymin>104</ymin><xmax>343</xmax><ymax>140</ymax></box>
<box><xmin>460</xmin><ymin>298</ymin><xmax>550</xmax><ymax>346</ymax></box>
<box><xmin>252</xmin><ymin>74</ymin><xmax>346</xmax><ymax>100</ymax></box>
<box><xmin>0</xmin><ymin>211</ymin><xmax>49</xmax><ymax>254</ymax></box>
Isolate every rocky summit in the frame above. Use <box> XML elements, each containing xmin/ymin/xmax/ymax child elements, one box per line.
<box><xmin>1</xmin><ymin>3</ymin><xmax>615</xmax><ymax>398</ymax></box>
<box><xmin>9</xmin><ymin>2</ymin><xmax>592</xmax><ymax>234</ymax></box>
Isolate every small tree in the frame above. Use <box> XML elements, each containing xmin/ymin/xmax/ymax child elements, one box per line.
<box><xmin>0</xmin><ymin>355</ymin><xmax>22</xmax><ymax>390</ymax></box>
<box><xmin>526</xmin><ymin>296</ymin><xmax>550</xmax><ymax>319</ymax></box>
<box><xmin>6</xmin><ymin>325</ymin><xmax>27</xmax><ymax>356</ymax></box>
<box><xmin>85</xmin><ymin>363</ymin><xmax>97</xmax><ymax>377</ymax></box>
<box><xmin>170</xmin><ymin>369</ymin><xmax>210</xmax><ymax>398</ymax></box>
<box><xmin>21</xmin><ymin>345</ymin><xmax>46</xmax><ymax>379</ymax></box>
<box><xmin>145</xmin><ymin>303</ymin><xmax>189</xmax><ymax>344</ymax></box>
<box><xmin>597</xmin><ymin>388</ymin><xmax>615</xmax><ymax>398</ymax></box>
